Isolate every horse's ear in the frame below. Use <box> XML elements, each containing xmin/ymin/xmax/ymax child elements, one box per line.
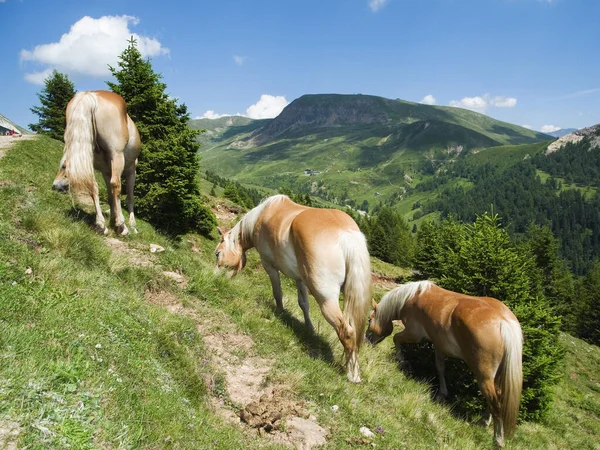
<box><xmin>372</xmin><ymin>298</ymin><xmax>378</xmax><ymax>310</ymax></box>
<box><xmin>217</xmin><ymin>226</ymin><xmax>224</xmax><ymax>236</ymax></box>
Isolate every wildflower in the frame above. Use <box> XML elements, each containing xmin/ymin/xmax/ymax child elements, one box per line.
<box><xmin>95</xmin><ymin>344</ymin><xmax>102</xmax><ymax>349</ymax></box>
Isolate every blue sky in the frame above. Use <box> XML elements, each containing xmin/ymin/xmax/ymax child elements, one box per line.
<box><xmin>1</xmin><ymin>0</ymin><xmax>599</xmax><ymax>133</ymax></box>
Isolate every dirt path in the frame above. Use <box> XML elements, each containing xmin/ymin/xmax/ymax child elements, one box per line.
<box><xmin>105</xmin><ymin>235</ymin><xmax>329</xmax><ymax>449</ymax></box>
<box><xmin>0</xmin><ymin>135</ymin><xmax>37</xmax><ymax>159</ymax></box>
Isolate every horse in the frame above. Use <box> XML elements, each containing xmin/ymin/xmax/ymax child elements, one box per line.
<box><xmin>366</xmin><ymin>280</ymin><xmax>522</xmax><ymax>448</ymax></box>
<box><xmin>215</xmin><ymin>194</ymin><xmax>372</xmax><ymax>382</ymax></box>
<box><xmin>52</xmin><ymin>90</ymin><xmax>141</xmax><ymax>236</ymax></box>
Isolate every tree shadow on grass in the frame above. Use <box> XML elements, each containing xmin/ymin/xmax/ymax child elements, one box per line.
<box><xmin>271</xmin><ymin>306</ymin><xmax>336</xmax><ymax>366</ymax></box>
<box><xmin>395</xmin><ymin>343</ymin><xmax>487</xmax><ymax>423</ymax></box>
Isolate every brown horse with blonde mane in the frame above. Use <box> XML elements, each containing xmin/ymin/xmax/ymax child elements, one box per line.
<box><xmin>366</xmin><ymin>280</ymin><xmax>522</xmax><ymax>448</ymax></box>
<box><xmin>53</xmin><ymin>90</ymin><xmax>140</xmax><ymax>236</ymax></box>
<box><xmin>215</xmin><ymin>195</ymin><xmax>372</xmax><ymax>382</ymax></box>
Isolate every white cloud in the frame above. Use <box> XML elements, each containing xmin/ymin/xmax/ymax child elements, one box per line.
<box><xmin>522</xmin><ymin>124</ymin><xmax>533</xmax><ymax>129</ymax></box>
<box><xmin>369</xmin><ymin>0</ymin><xmax>389</xmax><ymax>12</ymax></box>
<box><xmin>23</xmin><ymin>68</ymin><xmax>54</xmax><ymax>85</ymax></box>
<box><xmin>233</xmin><ymin>55</ymin><xmax>248</xmax><ymax>66</ymax></box>
<box><xmin>448</xmin><ymin>94</ymin><xmax>517</xmax><ymax>113</ymax></box>
<box><xmin>541</xmin><ymin>125</ymin><xmax>561</xmax><ymax>133</ymax></box>
<box><xmin>20</xmin><ymin>15</ymin><xmax>169</xmax><ymax>84</ymax></box>
<box><xmin>419</xmin><ymin>95</ymin><xmax>436</xmax><ymax>105</ymax></box>
<box><xmin>197</xmin><ymin>94</ymin><xmax>288</xmax><ymax>120</ymax></box>
<box><xmin>246</xmin><ymin>94</ymin><xmax>288</xmax><ymax>119</ymax></box>
<box><xmin>449</xmin><ymin>96</ymin><xmax>489</xmax><ymax>113</ymax></box>
<box><xmin>197</xmin><ymin>110</ymin><xmax>232</xmax><ymax>120</ymax></box>
<box><xmin>491</xmin><ymin>96</ymin><xmax>517</xmax><ymax>108</ymax></box>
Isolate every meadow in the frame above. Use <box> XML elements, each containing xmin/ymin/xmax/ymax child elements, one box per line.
<box><xmin>0</xmin><ymin>136</ymin><xmax>599</xmax><ymax>449</ymax></box>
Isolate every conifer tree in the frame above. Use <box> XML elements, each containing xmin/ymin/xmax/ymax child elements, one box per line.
<box><xmin>29</xmin><ymin>70</ymin><xmax>76</xmax><ymax>140</ymax></box>
<box><xmin>107</xmin><ymin>37</ymin><xmax>215</xmax><ymax>236</ymax></box>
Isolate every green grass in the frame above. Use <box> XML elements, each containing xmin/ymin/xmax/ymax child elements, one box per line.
<box><xmin>1</xmin><ymin>136</ymin><xmax>599</xmax><ymax>449</ymax></box>
<box><xmin>536</xmin><ymin>169</ymin><xmax>598</xmax><ymax>199</ymax></box>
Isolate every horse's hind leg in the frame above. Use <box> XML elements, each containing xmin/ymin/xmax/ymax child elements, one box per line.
<box><xmin>478</xmin><ymin>377</ymin><xmax>504</xmax><ymax>448</ymax></box>
<box><xmin>109</xmin><ymin>154</ymin><xmax>128</xmax><ymax>236</ymax></box>
<box><xmin>296</xmin><ymin>280</ymin><xmax>314</xmax><ymax>332</ymax></box>
<box><xmin>91</xmin><ymin>180</ymin><xmax>108</xmax><ymax>235</ymax></box>
<box><xmin>314</xmin><ymin>293</ymin><xmax>360</xmax><ymax>382</ymax></box>
<box><xmin>125</xmin><ymin>162</ymin><xmax>137</xmax><ymax>233</ymax></box>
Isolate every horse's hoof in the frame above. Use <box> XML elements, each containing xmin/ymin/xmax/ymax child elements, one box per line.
<box><xmin>118</xmin><ymin>225</ymin><xmax>129</xmax><ymax>236</ymax></box>
<box><xmin>96</xmin><ymin>225</ymin><xmax>108</xmax><ymax>235</ymax></box>
<box><xmin>434</xmin><ymin>393</ymin><xmax>447</xmax><ymax>403</ymax></box>
<box><xmin>347</xmin><ymin>374</ymin><xmax>361</xmax><ymax>383</ymax></box>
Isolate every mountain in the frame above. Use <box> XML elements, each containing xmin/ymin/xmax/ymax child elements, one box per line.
<box><xmin>546</xmin><ymin>128</ymin><xmax>578</xmax><ymax>138</ymax></box>
<box><xmin>191</xmin><ymin>93</ymin><xmax>552</xmax><ymax>205</ymax></box>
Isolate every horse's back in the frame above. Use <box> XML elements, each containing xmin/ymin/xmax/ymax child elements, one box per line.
<box><xmin>414</xmin><ymin>286</ymin><xmax>517</xmax><ymax>360</ymax></box>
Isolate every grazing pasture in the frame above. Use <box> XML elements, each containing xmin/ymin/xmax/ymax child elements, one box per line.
<box><xmin>0</xmin><ymin>136</ymin><xmax>599</xmax><ymax>448</ymax></box>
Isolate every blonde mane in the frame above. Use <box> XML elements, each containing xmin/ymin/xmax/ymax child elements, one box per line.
<box><xmin>377</xmin><ymin>280</ymin><xmax>435</xmax><ymax>326</ymax></box>
<box><xmin>239</xmin><ymin>194</ymin><xmax>289</xmax><ymax>247</ymax></box>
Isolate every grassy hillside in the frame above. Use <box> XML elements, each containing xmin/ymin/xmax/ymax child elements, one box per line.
<box><xmin>192</xmin><ymin>94</ymin><xmax>552</xmax><ymax>213</ymax></box>
<box><xmin>1</xmin><ymin>137</ymin><xmax>599</xmax><ymax>448</ymax></box>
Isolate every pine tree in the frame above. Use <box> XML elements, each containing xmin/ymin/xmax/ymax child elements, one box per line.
<box><xmin>107</xmin><ymin>37</ymin><xmax>215</xmax><ymax>236</ymax></box>
<box><xmin>29</xmin><ymin>70</ymin><xmax>76</xmax><ymax>140</ymax></box>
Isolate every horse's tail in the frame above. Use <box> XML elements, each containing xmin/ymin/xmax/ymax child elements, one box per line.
<box><xmin>340</xmin><ymin>230</ymin><xmax>372</xmax><ymax>349</ymax></box>
<box><xmin>497</xmin><ymin>319</ymin><xmax>523</xmax><ymax>437</ymax></box>
<box><xmin>64</xmin><ymin>91</ymin><xmax>97</xmax><ymax>196</ymax></box>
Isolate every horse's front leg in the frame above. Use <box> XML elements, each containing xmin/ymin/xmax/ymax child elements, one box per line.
<box><xmin>434</xmin><ymin>348</ymin><xmax>448</xmax><ymax>401</ymax></box>
<box><xmin>263</xmin><ymin>262</ymin><xmax>283</xmax><ymax>312</ymax></box>
<box><xmin>109</xmin><ymin>155</ymin><xmax>128</xmax><ymax>236</ymax></box>
<box><xmin>393</xmin><ymin>328</ymin><xmax>423</xmax><ymax>362</ymax></box>
<box><xmin>124</xmin><ymin>161</ymin><xmax>137</xmax><ymax>233</ymax></box>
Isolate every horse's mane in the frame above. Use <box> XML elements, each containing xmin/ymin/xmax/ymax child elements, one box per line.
<box><xmin>377</xmin><ymin>280</ymin><xmax>435</xmax><ymax>326</ymax></box>
<box><xmin>239</xmin><ymin>194</ymin><xmax>289</xmax><ymax>247</ymax></box>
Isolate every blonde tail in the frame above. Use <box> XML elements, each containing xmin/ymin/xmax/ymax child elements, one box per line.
<box><xmin>497</xmin><ymin>320</ymin><xmax>523</xmax><ymax>437</ymax></box>
<box><xmin>340</xmin><ymin>230</ymin><xmax>372</xmax><ymax>349</ymax></box>
<box><xmin>64</xmin><ymin>92</ymin><xmax>97</xmax><ymax>195</ymax></box>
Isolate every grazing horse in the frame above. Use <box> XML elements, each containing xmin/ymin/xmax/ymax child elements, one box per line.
<box><xmin>215</xmin><ymin>195</ymin><xmax>372</xmax><ymax>382</ymax></box>
<box><xmin>52</xmin><ymin>90</ymin><xmax>141</xmax><ymax>236</ymax></box>
<box><xmin>366</xmin><ymin>281</ymin><xmax>523</xmax><ymax>448</ymax></box>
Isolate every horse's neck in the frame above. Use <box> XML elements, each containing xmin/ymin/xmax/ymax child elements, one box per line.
<box><xmin>238</xmin><ymin>219</ymin><xmax>254</xmax><ymax>251</ymax></box>
<box><xmin>381</xmin><ymin>296</ymin><xmax>408</xmax><ymax>324</ymax></box>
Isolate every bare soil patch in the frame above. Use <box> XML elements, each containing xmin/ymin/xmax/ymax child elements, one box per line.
<box><xmin>143</xmin><ymin>287</ymin><xmax>328</xmax><ymax>449</ymax></box>
<box><xmin>0</xmin><ymin>419</ymin><xmax>21</xmax><ymax>450</ymax></box>
<box><xmin>372</xmin><ymin>272</ymin><xmax>398</xmax><ymax>290</ymax></box>
<box><xmin>0</xmin><ymin>135</ymin><xmax>37</xmax><ymax>159</ymax></box>
<box><xmin>106</xmin><ymin>237</ymin><xmax>155</xmax><ymax>268</ymax></box>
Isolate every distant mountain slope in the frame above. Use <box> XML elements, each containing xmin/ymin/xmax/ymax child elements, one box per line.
<box><xmin>192</xmin><ymin>93</ymin><xmax>552</xmax><ymax>204</ymax></box>
<box><xmin>250</xmin><ymin>94</ymin><xmax>550</xmax><ymax>146</ymax></box>
<box><xmin>546</xmin><ymin>128</ymin><xmax>578</xmax><ymax>138</ymax></box>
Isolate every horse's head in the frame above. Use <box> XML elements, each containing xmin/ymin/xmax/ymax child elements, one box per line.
<box><xmin>365</xmin><ymin>299</ymin><xmax>393</xmax><ymax>345</ymax></box>
<box><xmin>52</xmin><ymin>153</ymin><xmax>69</xmax><ymax>194</ymax></box>
<box><xmin>215</xmin><ymin>226</ymin><xmax>246</xmax><ymax>275</ymax></box>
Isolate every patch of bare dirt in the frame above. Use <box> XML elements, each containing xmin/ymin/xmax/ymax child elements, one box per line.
<box><xmin>372</xmin><ymin>272</ymin><xmax>398</xmax><ymax>290</ymax></box>
<box><xmin>106</xmin><ymin>237</ymin><xmax>155</xmax><ymax>267</ymax></box>
<box><xmin>143</xmin><ymin>287</ymin><xmax>328</xmax><ymax>449</ymax></box>
<box><xmin>162</xmin><ymin>271</ymin><xmax>188</xmax><ymax>289</ymax></box>
<box><xmin>212</xmin><ymin>203</ymin><xmax>244</xmax><ymax>227</ymax></box>
<box><xmin>0</xmin><ymin>419</ymin><xmax>21</xmax><ymax>450</ymax></box>
<box><xmin>0</xmin><ymin>135</ymin><xmax>37</xmax><ymax>159</ymax></box>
